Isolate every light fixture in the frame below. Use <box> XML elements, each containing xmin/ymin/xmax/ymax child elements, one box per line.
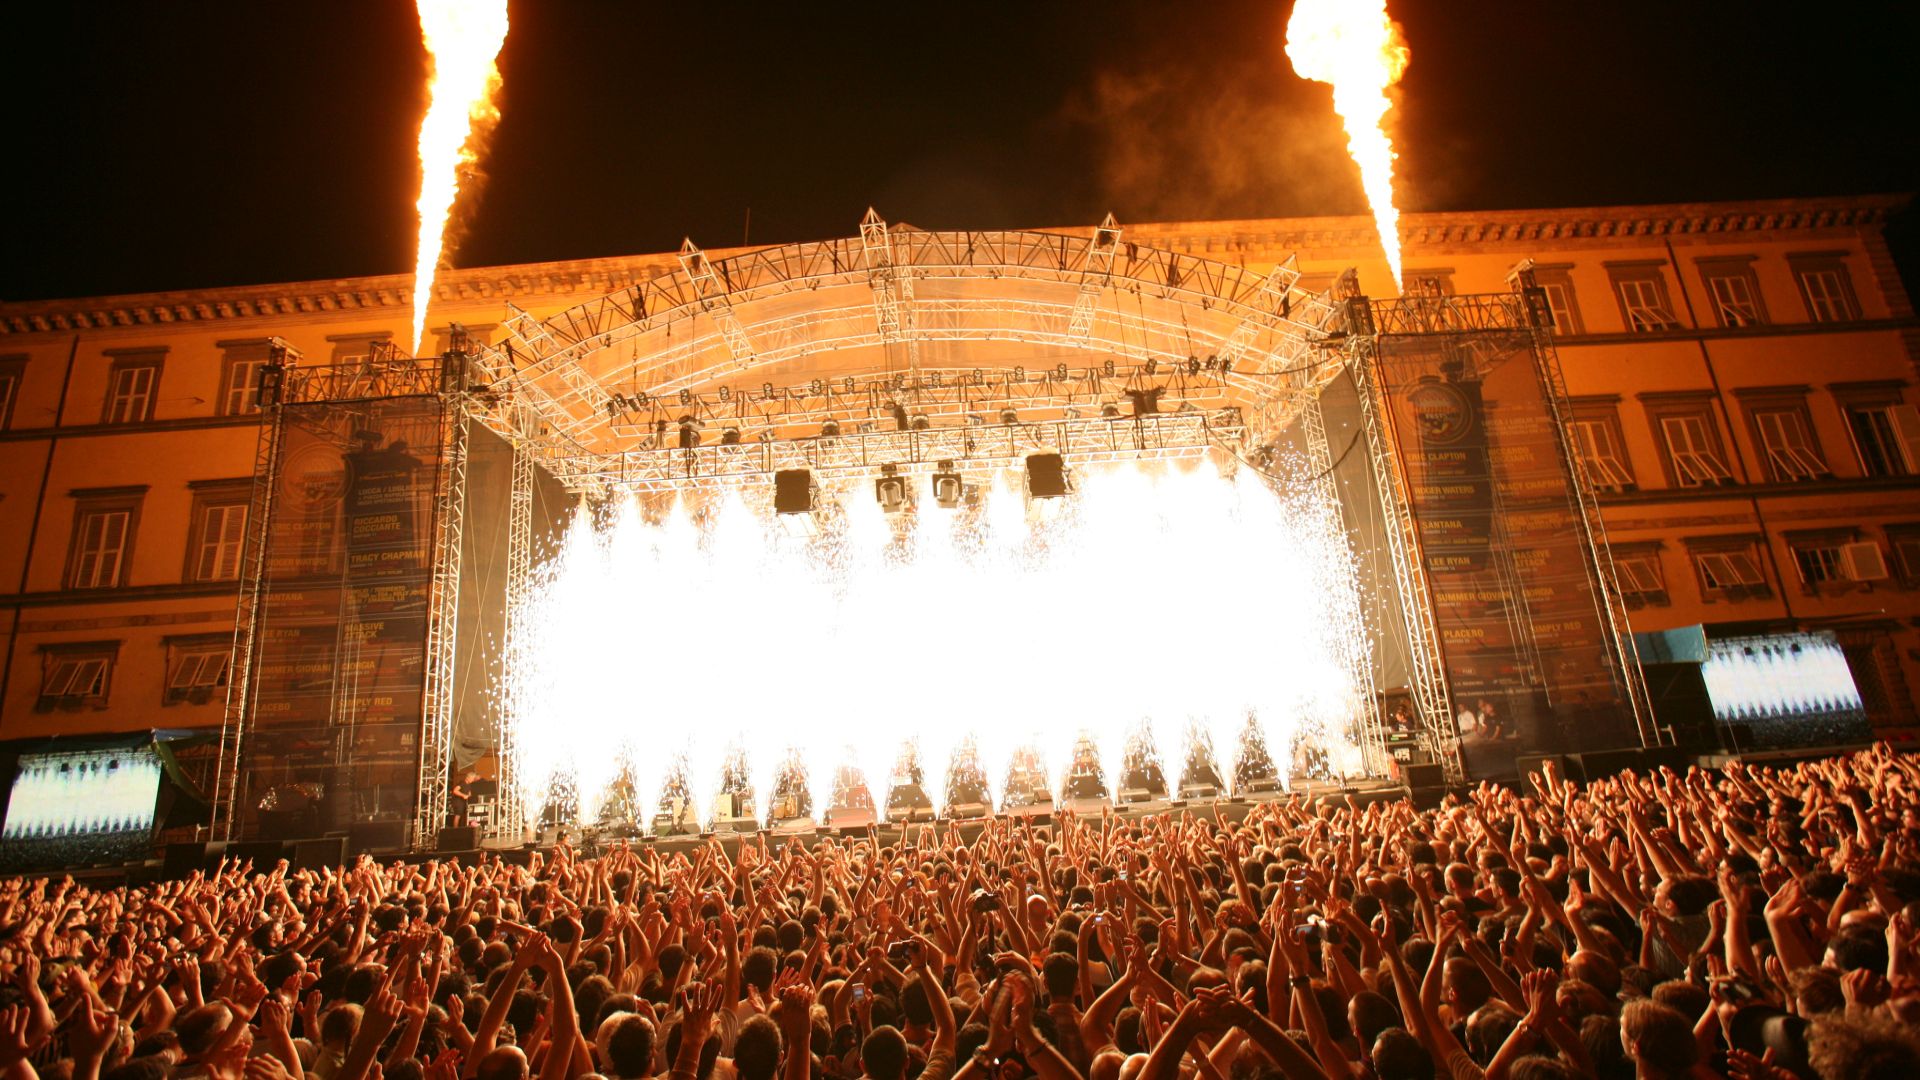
<box><xmin>720</xmin><ymin>426</ymin><xmax>741</xmax><ymax>445</ymax></box>
<box><xmin>875</xmin><ymin>464</ymin><xmax>909</xmax><ymax>513</ymax></box>
<box><xmin>1124</xmin><ymin>388</ymin><xmax>1163</xmax><ymax>416</ymax></box>
<box><xmin>677</xmin><ymin>416</ymin><xmax>700</xmax><ymax>449</ymax></box>
<box><xmin>820</xmin><ymin>419</ymin><xmax>841</xmax><ymax>438</ymax></box>
<box><xmin>1101</xmin><ymin>403</ymin><xmax>1120</xmax><ymax>419</ymax></box>
<box><xmin>932</xmin><ymin>462</ymin><xmax>963</xmax><ymax>508</ymax></box>
<box><xmin>910</xmin><ymin>413</ymin><xmax>930</xmax><ymax>431</ymax></box>
<box><xmin>998</xmin><ymin>407</ymin><xmax>1018</xmax><ymax>425</ymax></box>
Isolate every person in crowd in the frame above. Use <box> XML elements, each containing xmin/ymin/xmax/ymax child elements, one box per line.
<box><xmin>0</xmin><ymin>745</ymin><xmax>1916</xmax><ymax>1080</ymax></box>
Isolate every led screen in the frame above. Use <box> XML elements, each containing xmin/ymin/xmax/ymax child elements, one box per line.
<box><xmin>1701</xmin><ymin>631</ymin><xmax>1870</xmax><ymax>750</ymax></box>
<box><xmin>0</xmin><ymin>747</ymin><xmax>162</xmax><ymax>870</ymax></box>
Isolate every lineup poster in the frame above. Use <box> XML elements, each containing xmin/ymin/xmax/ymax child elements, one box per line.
<box><xmin>241</xmin><ymin>396</ymin><xmax>443</xmax><ymax>835</ymax></box>
<box><xmin>1375</xmin><ymin>332</ymin><xmax>1637</xmax><ymax>774</ymax></box>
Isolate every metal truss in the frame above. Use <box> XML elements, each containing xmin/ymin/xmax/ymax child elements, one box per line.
<box><xmin>414</xmin><ymin>355</ymin><xmax>471</xmax><ymax>847</ymax></box>
<box><xmin>1296</xmin><ymin>392</ymin><xmax>1384</xmax><ymax>776</ymax></box>
<box><xmin>490</xmin><ymin>441</ymin><xmax>536</xmax><ymax>843</ymax></box>
<box><xmin>1508</xmin><ymin>265</ymin><xmax>1657</xmax><ymax>747</ymax></box>
<box><xmin>1067</xmin><ymin>214</ymin><xmax>1122</xmax><ymax>340</ymax></box>
<box><xmin>212</xmin><ymin>339</ymin><xmax>300</xmax><ymax>841</ymax></box>
<box><xmin>557</xmin><ymin>409</ymin><xmax>1241</xmax><ymax>493</ymax></box>
<box><xmin>605</xmin><ymin>361</ymin><xmax>1246</xmax><ymax>442</ymax></box>
<box><xmin>472</xmin><ymin>220</ymin><xmax>1344</xmax><ymax>463</ymax></box>
<box><xmin>1344</xmin><ymin>331</ymin><xmax>1463</xmax><ymax>782</ymax></box>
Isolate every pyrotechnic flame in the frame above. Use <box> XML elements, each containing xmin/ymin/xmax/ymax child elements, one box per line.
<box><xmin>410</xmin><ymin>0</ymin><xmax>509</xmax><ymax>356</ymax></box>
<box><xmin>1286</xmin><ymin>0</ymin><xmax>1411</xmax><ymax>288</ymax></box>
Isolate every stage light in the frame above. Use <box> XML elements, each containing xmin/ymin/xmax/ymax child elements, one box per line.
<box><xmin>890</xmin><ymin>402</ymin><xmax>910</xmax><ymax>430</ymax></box>
<box><xmin>720</xmin><ymin>426</ymin><xmax>741</xmax><ymax>445</ymax></box>
<box><xmin>820</xmin><ymin>419</ymin><xmax>841</xmax><ymax>438</ymax></box>
<box><xmin>910</xmin><ymin>413</ymin><xmax>930</xmax><ymax>431</ymax></box>
<box><xmin>1124</xmin><ymin>388</ymin><xmax>1163</xmax><ymax>416</ymax></box>
<box><xmin>677</xmin><ymin>416</ymin><xmax>700</xmax><ymax>449</ymax></box>
<box><xmin>932</xmin><ymin>462</ymin><xmax>963</xmax><ymax>508</ymax></box>
<box><xmin>1101</xmin><ymin>403</ymin><xmax>1120</xmax><ymax>419</ymax></box>
<box><xmin>998</xmin><ymin>408</ymin><xmax>1018</xmax><ymax>425</ymax></box>
<box><xmin>774</xmin><ymin>469</ymin><xmax>813</xmax><ymax>514</ymax></box>
<box><xmin>1026</xmin><ymin>453</ymin><xmax>1067</xmax><ymax>498</ymax></box>
<box><xmin>875</xmin><ymin>464</ymin><xmax>909</xmax><ymax>513</ymax></box>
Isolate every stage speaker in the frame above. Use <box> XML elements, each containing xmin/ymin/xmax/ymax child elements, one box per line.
<box><xmin>438</xmin><ymin>826</ymin><xmax>478</xmax><ymax>853</ymax></box>
<box><xmin>1569</xmin><ymin>747</ymin><xmax>1648</xmax><ymax>784</ymax></box>
<box><xmin>163</xmin><ymin>841</ymin><xmax>212</xmax><ymax>877</ymax></box>
<box><xmin>227</xmin><ymin>839</ymin><xmax>286</xmax><ymax>867</ymax></box>
<box><xmin>773</xmin><ymin>470</ymin><xmax>812</xmax><ymax>514</ymax></box>
<box><xmin>1641</xmin><ymin>663</ymin><xmax>1718</xmax><ymax>750</ymax></box>
<box><xmin>1403</xmin><ymin>762</ymin><xmax>1445</xmax><ymax>791</ymax></box>
<box><xmin>291</xmin><ymin>836</ymin><xmax>346</xmax><ymax>872</ymax></box>
<box><xmin>1026</xmin><ymin>453</ymin><xmax>1067</xmax><ymax>498</ymax></box>
<box><xmin>347</xmin><ymin>819</ymin><xmax>409</xmax><ymax>857</ymax></box>
<box><xmin>1515</xmin><ymin>754</ymin><xmax>1568</xmax><ymax>786</ymax></box>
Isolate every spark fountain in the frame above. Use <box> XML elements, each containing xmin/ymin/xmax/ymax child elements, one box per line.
<box><xmin>503</xmin><ymin>456</ymin><xmax>1371</xmax><ymax>835</ymax></box>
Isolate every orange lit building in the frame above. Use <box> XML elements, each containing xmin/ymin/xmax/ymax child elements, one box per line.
<box><xmin>2</xmin><ymin>193</ymin><xmax>1915</xmax><ymax>758</ymax></box>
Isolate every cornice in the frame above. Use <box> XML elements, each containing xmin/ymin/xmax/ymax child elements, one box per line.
<box><xmin>1</xmin><ymin>193</ymin><xmax>1907</xmax><ymax>338</ymax></box>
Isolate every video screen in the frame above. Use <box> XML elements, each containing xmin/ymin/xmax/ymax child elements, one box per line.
<box><xmin>1701</xmin><ymin>631</ymin><xmax>1871</xmax><ymax>750</ymax></box>
<box><xmin>0</xmin><ymin>746</ymin><xmax>163</xmax><ymax>871</ymax></box>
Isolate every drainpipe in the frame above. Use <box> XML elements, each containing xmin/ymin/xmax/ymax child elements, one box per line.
<box><xmin>1662</xmin><ymin>239</ymin><xmax>1797</xmax><ymax>623</ymax></box>
<box><xmin>0</xmin><ymin>334</ymin><xmax>82</xmax><ymax>723</ymax></box>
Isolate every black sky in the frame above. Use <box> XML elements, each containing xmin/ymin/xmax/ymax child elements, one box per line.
<box><xmin>5</xmin><ymin>0</ymin><xmax>1915</xmax><ymax>302</ymax></box>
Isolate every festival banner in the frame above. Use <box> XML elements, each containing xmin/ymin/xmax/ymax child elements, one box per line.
<box><xmin>1374</xmin><ymin>329</ymin><xmax>1636</xmax><ymax>774</ymax></box>
<box><xmin>240</xmin><ymin>396</ymin><xmax>444</xmax><ymax>836</ymax></box>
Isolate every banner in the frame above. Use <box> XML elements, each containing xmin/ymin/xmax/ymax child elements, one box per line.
<box><xmin>1374</xmin><ymin>330</ymin><xmax>1636</xmax><ymax>774</ymax></box>
<box><xmin>240</xmin><ymin>396</ymin><xmax>445</xmax><ymax>836</ymax></box>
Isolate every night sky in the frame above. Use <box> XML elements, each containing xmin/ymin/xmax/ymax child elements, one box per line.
<box><xmin>6</xmin><ymin>0</ymin><xmax>1914</xmax><ymax>303</ymax></box>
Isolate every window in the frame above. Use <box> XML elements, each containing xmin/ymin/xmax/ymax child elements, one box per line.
<box><xmin>1607</xmin><ymin>263</ymin><xmax>1680</xmax><ymax>332</ymax></box>
<box><xmin>185</xmin><ymin>480</ymin><xmax>251</xmax><ymax>583</ymax></box>
<box><xmin>328</xmin><ymin>332</ymin><xmax>393</xmax><ymax>365</ymax></box>
<box><xmin>103</xmin><ymin>355</ymin><xmax>162</xmax><ymax>424</ymax></box>
<box><xmin>1735</xmin><ymin>388</ymin><xmax>1828</xmax><ymax>483</ymax></box>
<box><xmin>1791</xmin><ymin>541</ymin><xmax>1846</xmax><ymax>590</ymax></box>
<box><xmin>1831</xmin><ymin>382</ymin><xmax>1919</xmax><ymax>478</ymax></box>
<box><xmin>1785</xmin><ymin>529</ymin><xmax>1872</xmax><ymax>594</ymax></box>
<box><xmin>1566</xmin><ymin>398</ymin><xmax>1635</xmax><ymax>491</ymax></box>
<box><xmin>1402</xmin><ymin>269</ymin><xmax>1455</xmax><ymax>297</ymax></box>
<box><xmin>223</xmin><ymin>357</ymin><xmax>265</xmax><ymax>415</ymax></box>
<box><xmin>1788</xmin><ymin>253</ymin><xmax>1859</xmax><ymax>323</ymax></box>
<box><xmin>1685</xmin><ymin>536</ymin><xmax>1772</xmax><ymax>602</ymax></box>
<box><xmin>196</xmin><ymin>503</ymin><xmax>247</xmax><ymax>581</ymax></box>
<box><xmin>1609</xmin><ymin>542</ymin><xmax>1668</xmax><ymax>608</ymax></box>
<box><xmin>1887</xmin><ymin>525</ymin><xmax>1920</xmax><ymax>587</ymax></box>
<box><xmin>0</xmin><ymin>355</ymin><xmax>23</xmax><ymax>429</ymax></box>
<box><xmin>65</xmin><ymin>487</ymin><xmax>144</xmax><ymax>591</ymax></box>
<box><xmin>1530</xmin><ymin>264</ymin><xmax>1584</xmax><ymax>336</ymax></box>
<box><xmin>1698</xmin><ymin>257</ymin><xmax>1767</xmax><ymax>328</ymax></box>
<box><xmin>37</xmin><ymin>643</ymin><xmax>118</xmax><ymax>711</ymax></box>
<box><xmin>1660</xmin><ymin>414</ymin><xmax>1733</xmax><ymax>486</ymax></box>
<box><xmin>164</xmin><ymin>637</ymin><xmax>231</xmax><ymax>705</ymax></box>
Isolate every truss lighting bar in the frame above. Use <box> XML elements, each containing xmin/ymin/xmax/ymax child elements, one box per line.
<box><xmin>545</xmin><ymin>409</ymin><xmax>1243</xmax><ymax>493</ymax></box>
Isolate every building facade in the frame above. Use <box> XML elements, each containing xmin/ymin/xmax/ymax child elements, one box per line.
<box><xmin>2</xmin><ymin>194</ymin><xmax>1915</xmax><ymax>753</ymax></box>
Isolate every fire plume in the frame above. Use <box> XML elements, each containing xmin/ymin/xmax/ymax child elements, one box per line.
<box><xmin>1286</xmin><ymin>0</ymin><xmax>1410</xmax><ymax>288</ymax></box>
<box><xmin>410</xmin><ymin>0</ymin><xmax>510</xmax><ymax>356</ymax></box>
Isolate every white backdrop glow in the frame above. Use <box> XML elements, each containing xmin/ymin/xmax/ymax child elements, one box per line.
<box><xmin>504</xmin><ymin>460</ymin><xmax>1370</xmax><ymax>829</ymax></box>
<box><xmin>2</xmin><ymin>748</ymin><xmax>162</xmax><ymax>842</ymax></box>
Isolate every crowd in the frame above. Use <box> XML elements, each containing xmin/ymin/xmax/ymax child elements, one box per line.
<box><xmin>1</xmin><ymin>745</ymin><xmax>1917</xmax><ymax>1080</ymax></box>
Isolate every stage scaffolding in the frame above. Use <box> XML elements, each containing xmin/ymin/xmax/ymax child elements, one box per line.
<box><xmin>211</xmin><ymin>215</ymin><xmax>1648</xmax><ymax>847</ymax></box>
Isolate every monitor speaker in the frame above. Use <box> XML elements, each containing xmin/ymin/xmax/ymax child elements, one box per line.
<box><xmin>773</xmin><ymin>470</ymin><xmax>812</xmax><ymax>514</ymax></box>
<box><xmin>163</xmin><ymin>842</ymin><xmax>212</xmax><ymax>877</ymax></box>
<box><xmin>1641</xmin><ymin>663</ymin><xmax>1718</xmax><ymax>750</ymax></box>
<box><xmin>290</xmin><ymin>836</ymin><xmax>346</xmax><ymax>872</ymax></box>
<box><xmin>1403</xmin><ymin>762</ymin><xmax>1445</xmax><ymax>791</ymax></box>
<box><xmin>1026</xmin><ymin>453</ymin><xmax>1067</xmax><ymax>498</ymax></box>
<box><xmin>1515</xmin><ymin>754</ymin><xmax>1568</xmax><ymax>786</ymax></box>
<box><xmin>347</xmin><ymin>819</ymin><xmax>409</xmax><ymax>857</ymax></box>
<box><xmin>227</xmin><ymin>839</ymin><xmax>286</xmax><ymax>867</ymax></box>
<box><xmin>1569</xmin><ymin>747</ymin><xmax>1648</xmax><ymax>784</ymax></box>
<box><xmin>438</xmin><ymin>826</ymin><xmax>478</xmax><ymax>853</ymax></box>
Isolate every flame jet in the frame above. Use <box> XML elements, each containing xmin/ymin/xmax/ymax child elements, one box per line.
<box><xmin>410</xmin><ymin>0</ymin><xmax>509</xmax><ymax>355</ymax></box>
<box><xmin>1287</xmin><ymin>0</ymin><xmax>1411</xmax><ymax>288</ymax></box>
